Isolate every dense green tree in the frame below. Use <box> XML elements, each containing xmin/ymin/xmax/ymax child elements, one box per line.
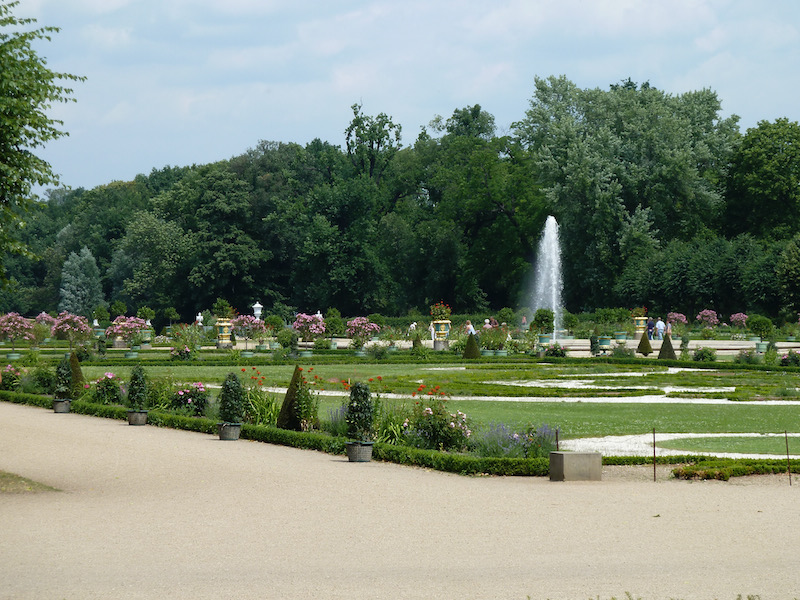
<box><xmin>0</xmin><ymin>1</ymin><xmax>84</xmax><ymax>279</ymax></box>
<box><xmin>513</xmin><ymin>76</ymin><xmax>738</xmax><ymax>310</ymax></box>
<box><xmin>776</xmin><ymin>234</ymin><xmax>800</xmax><ymax>314</ymax></box>
<box><xmin>58</xmin><ymin>246</ymin><xmax>103</xmax><ymax>317</ymax></box>
<box><xmin>725</xmin><ymin>118</ymin><xmax>800</xmax><ymax>239</ymax></box>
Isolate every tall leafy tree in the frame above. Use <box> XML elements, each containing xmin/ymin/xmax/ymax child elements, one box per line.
<box><xmin>59</xmin><ymin>246</ymin><xmax>103</xmax><ymax>317</ymax></box>
<box><xmin>725</xmin><ymin>118</ymin><xmax>800</xmax><ymax>239</ymax></box>
<box><xmin>0</xmin><ymin>1</ymin><xmax>84</xmax><ymax>279</ymax></box>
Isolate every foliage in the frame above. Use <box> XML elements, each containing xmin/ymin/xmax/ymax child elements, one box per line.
<box><xmin>212</xmin><ymin>298</ymin><xmax>234</xmax><ymax>319</ymax></box>
<box><xmin>276</xmin><ymin>365</ymin><xmax>318</xmax><ymax>431</ymax></box>
<box><xmin>90</xmin><ymin>372</ymin><xmax>122</xmax><ymax>405</ymax></box>
<box><xmin>54</xmin><ymin>356</ymin><xmax>71</xmax><ymax>399</ymax></box>
<box><xmin>692</xmin><ymin>347</ymin><xmax>717</xmax><ymax>362</ymax></box>
<box><xmin>657</xmin><ymin>334</ymin><xmax>677</xmax><ymax>360</ymax></box>
<box><xmin>469</xmin><ymin>422</ymin><xmax>557</xmax><ymax>458</ymax></box>
<box><xmin>695</xmin><ymin>309</ymin><xmax>719</xmax><ymax>326</ymax></box>
<box><xmin>636</xmin><ymin>331</ymin><xmax>652</xmax><ymax>356</ymax></box>
<box><xmin>231</xmin><ymin>314</ymin><xmax>266</xmax><ymax>348</ymax></box>
<box><xmin>667</xmin><ymin>312</ymin><xmax>687</xmax><ymax>325</ymax></box>
<box><xmin>404</xmin><ymin>390</ymin><xmax>471</xmax><ymax>452</ymax></box>
<box><xmin>291</xmin><ymin>312</ymin><xmax>325</xmax><ymax>341</ymax></box>
<box><xmin>275</xmin><ymin>327</ymin><xmax>298</xmax><ymax>350</ymax></box>
<box><xmin>218</xmin><ymin>372</ymin><xmax>246</xmax><ymax>424</ymax></box>
<box><xmin>734</xmin><ymin>349</ymin><xmax>761</xmax><ymax>365</ymax></box>
<box><xmin>51</xmin><ymin>311</ymin><xmax>93</xmax><ymax>351</ymax></box>
<box><xmin>169</xmin><ymin>324</ymin><xmax>204</xmax><ymax>359</ymax></box>
<box><xmin>747</xmin><ymin>314</ymin><xmax>774</xmax><ymax>340</ymax></box>
<box><xmin>345</xmin><ymin>381</ymin><xmax>375</xmax><ymax>441</ymax></box>
<box><xmin>462</xmin><ymin>333</ymin><xmax>480</xmax><ymax>359</ymax></box>
<box><xmin>543</xmin><ymin>342</ymin><xmax>567</xmax><ymax>358</ymax></box>
<box><xmin>729</xmin><ymin>312</ymin><xmax>748</xmax><ymax>328</ymax></box>
<box><xmin>323</xmin><ymin>308</ymin><xmax>345</xmax><ymax>337</ymax></box>
<box><xmin>346</xmin><ymin>316</ymin><xmax>380</xmax><ymax>348</ymax></box>
<box><xmin>105</xmin><ymin>315</ymin><xmax>147</xmax><ymax>345</ymax></box>
<box><xmin>170</xmin><ymin>381</ymin><xmax>209</xmax><ymax>417</ymax></box>
<box><xmin>127</xmin><ymin>365</ymin><xmax>147</xmax><ymax>410</ymax></box>
<box><xmin>136</xmin><ymin>306</ymin><xmax>155</xmax><ymax>322</ymax></box>
<box><xmin>429</xmin><ymin>301</ymin><xmax>452</xmax><ymax>321</ymax></box>
<box><xmin>780</xmin><ymin>350</ymin><xmax>800</xmax><ymax>367</ymax></box>
<box><xmin>241</xmin><ymin>367</ymin><xmax>278</xmax><ymax>426</ymax></box>
<box><xmin>0</xmin><ymin>1</ymin><xmax>84</xmax><ymax>279</ymax></box>
<box><xmin>0</xmin><ymin>312</ymin><xmax>32</xmax><ymax>350</ymax></box>
<box><xmin>69</xmin><ymin>352</ymin><xmax>84</xmax><ymax>399</ymax></box>
<box><xmin>531</xmin><ymin>308</ymin><xmax>554</xmax><ymax>333</ymax></box>
<box><xmin>58</xmin><ymin>246</ymin><xmax>103</xmax><ymax>317</ymax></box>
<box><xmin>0</xmin><ymin>363</ymin><xmax>21</xmax><ymax>391</ymax></box>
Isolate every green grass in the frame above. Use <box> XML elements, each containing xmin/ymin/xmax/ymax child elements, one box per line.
<box><xmin>658</xmin><ymin>435</ymin><xmax>800</xmax><ymax>455</ymax></box>
<box><xmin>0</xmin><ymin>470</ymin><xmax>58</xmax><ymax>493</ymax></box>
<box><xmin>75</xmin><ymin>357</ymin><xmax>800</xmax><ymax>444</ymax></box>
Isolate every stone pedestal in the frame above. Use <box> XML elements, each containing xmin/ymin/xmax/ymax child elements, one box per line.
<box><xmin>549</xmin><ymin>451</ymin><xmax>602</xmax><ymax>481</ymax></box>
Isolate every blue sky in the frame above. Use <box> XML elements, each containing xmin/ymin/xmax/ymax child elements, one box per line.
<box><xmin>19</xmin><ymin>0</ymin><xmax>800</xmax><ymax>191</ymax></box>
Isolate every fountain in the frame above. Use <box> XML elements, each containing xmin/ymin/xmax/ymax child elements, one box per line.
<box><xmin>530</xmin><ymin>215</ymin><xmax>564</xmax><ymax>338</ymax></box>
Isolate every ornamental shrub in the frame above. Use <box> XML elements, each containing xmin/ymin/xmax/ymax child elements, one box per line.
<box><xmin>463</xmin><ymin>333</ymin><xmax>480</xmax><ymax>359</ymax></box>
<box><xmin>532</xmin><ymin>308</ymin><xmax>555</xmax><ymax>333</ymax></box>
<box><xmin>127</xmin><ymin>365</ymin><xmax>148</xmax><ymax>410</ymax></box>
<box><xmin>729</xmin><ymin>312</ymin><xmax>748</xmax><ymax>328</ymax></box>
<box><xmin>695</xmin><ymin>309</ymin><xmax>719</xmax><ymax>326</ymax></box>
<box><xmin>55</xmin><ymin>356</ymin><xmax>71</xmax><ymax>399</ymax></box>
<box><xmin>404</xmin><ymin>396</ymin><xmax>471</xmax><ymax>452</ymax></box>
<box><xmin>657</xmin><ymin>334</ymin><xmax>677</xmax><ymax>360</ymax></box>
<box><xmin>544</xmin><ymin>342</ymin><xmax>567</xmax><ymax>358</ymax></box>
<box><xmin>292</xmin><ymin>313</ymin><xmax>326</xmax><ymax>341</ymax></box>
<box><xmin>693</xmin><ymin>347</ymin><xmax>717</xmax><ymax>362</ymax></box>
<box><xmin>276</xmin><ymin>365</ymin><xmax>318</xmax><ymax>431</ymax></box>
<box><xmin>324</xmin><ymin>308</ymin><xmax>345</xmax><ymax>337</ymax></box>
<box><xmin>170</xmin><ymin>382</ymin><xmax>209</xmax><ymax>416</ymax></box>
<box><xmin>345</xmin><ymin>381</ymin><xmax>374</xmax><ymax>442</ymax></box>
<box><xmin>780</xmin><ymin>350</ymin><xmax>800</xmax><ymax>367</ymax></box>
<box><xmin>636</xmin><ymin>330</ymin><xmax>652</xmax><ymax>356</ymax></box>
<box><xmin>469</xmin><ymin>422</ymin><xmax>557</xmax><ymax>459</ymax></box>
<box><xmin>748</xmin><ymin>314</ymin><xmax>774</xmax><ymax>340</ymax></box>
<box><xmin>218</xmin><ymin>372</ymin><xmax>246</xmax><ymax>424</ymax></box>
<box><xmin>0</xmin><ymin>364</ymin><xmax>22</xmax><ymax>391</ymax></box>
<box><xmin>92</xmin><ymin>372</ymin><xmax>122</xmax><ymax>405</ymax></box>
<box><xmin>69</xmin><ymin>352</ymin><xmax>84</xmax><ymax>400</ymax></box>
<box><xmin>276</xmin><ymin>327</ymin><xmax>298</xmax><ymax>350</ymax></box>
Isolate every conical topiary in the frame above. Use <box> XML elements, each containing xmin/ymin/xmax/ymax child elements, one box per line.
<box><xmin>69</xmin><ymin>352</ymin><xmax>84</xmax><ymax>399</ymax></box>
<box><xmin>219</xmin><ymin>372</ymin><xmax>246</xmax><ymax>424</ymax></box>
<box><xmin>463</xmin><ymin>333</ymin><xmax>480</xmax><ymax>359</ymax></box>
<box><xmin>276</xmin><ymin>365</ymin><xmax>303</xmax><ymax>430</ymax></box>
<box><xmin>658</xmin><ymin>334</ymin><xmax>677</xmax><ymax>360</ymax></box>
<box><xmin>412</xmin><ymin>333</ymin><xmax>422</xmax><ymax>349</ymax></box>
<box><xmin>636</xmin><ymin>331</ymin><xmax>653</xmax><ymax>357</ymax></box>
<box><xmin>346</xmin><ymin>381</ymin><xmax>374</xmax><ymax>442</ymax></box>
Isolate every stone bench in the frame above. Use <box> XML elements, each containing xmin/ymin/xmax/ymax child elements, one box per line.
<box><xmin>549</xmin><ymin>451</ymin><xmax>602</xmax><ymax>481</ymax></box>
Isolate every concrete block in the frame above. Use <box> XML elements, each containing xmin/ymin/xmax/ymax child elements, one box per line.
<box><xmin>549</xmin><ymin>451</ymin><xmax>602</xmax><ymax>481</ymax></box>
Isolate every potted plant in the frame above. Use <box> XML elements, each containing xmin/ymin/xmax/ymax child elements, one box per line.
<box><xmin>126</xmin><ymin>365</ymin><xmax>149</xmax><ymax>425</ymax></box>
<box><xmin>0</xmin><ymin>312</ymin><xmax>34</xmax><ymax>359</ymax></box>
<box><xmin>346</xmin><ymin>316</ymin><xmax>380</xmax><ymax>354</ymax></box>
<box><xmin>429</xmin><ymin>301</ymin><xmax>452</xmax><ymax>340</ymax></box>
<box><xmin>52</xmin><ymin>311</ymin><xmax>94</xmax><ymax>356</ymax></box>
<box><xmin>218</xmin><ymin>372</ymin><xmax>246</xmax><ymax>440</ymax></box>
<box><xmin>105</xmin><ymin>315</ymin><xmax>147</xmax><ymax>357</ymax></box>
<box><xmin>231</xmin><ymin>314</ymin><xmax>266</xmax><ymax>357</ymax></box>
<box><xmin>32</xmin><ymin>312</ymin><xmax>56</xmax><ymax>349</ymax></box>
<box><xmin>344</xmin><ymin>381</ymin><xmax>375</xmax><ymax>462</ymax></box>
<box><xmin>53</xmin><ymin>355</ymin><xmax>72</xmax><ymax>413</ymax></box>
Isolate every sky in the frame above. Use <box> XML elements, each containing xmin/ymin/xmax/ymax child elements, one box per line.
<box><xmin>16</xmin><ymin>0</ymin><xmax>800</xmax><ymax>192</ymax></box>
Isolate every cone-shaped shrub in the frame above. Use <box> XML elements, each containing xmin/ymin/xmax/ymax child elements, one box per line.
<box><xmin>412</xmin><ymin>333</ymin><xmax>422</xmax><ymax>349</ymax></box>
<box><xmin>127</xmin><ymin>365</ymin><xmax>148</xmax><ymax>410</ymax></box>
<box><xmin>658</xmin><ymin>334</ymin><xmax>677</xmax><ymax>360</ymax></box>
<box><xmin>637</xmin><ymin>331</ymin><xmax>653</xmax><ymax>357</ymax></box>
<box><xmin>219</xmin><ymin>372</ymin><xmax>246</xmax><ymax>424</ymax></box>
<box><xmin>69</xmin><ymin>352</ymin><xmax>84</xmax><ymax>399</ymax></box>
<box><xmin>463</xmin><ymin>333</ymin><xmax>480</xmax><ymax>359</ymax></box>
<box><xmin>276</xmin><ymin>365</ymin><xmax>303</xmax><ymax>430</ymax></box>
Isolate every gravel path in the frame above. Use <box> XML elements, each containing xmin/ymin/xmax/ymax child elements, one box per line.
<box><xmin>2</xmin><ymin>401</ymin><xmax>799</xmax><ymax>600</ymax></box>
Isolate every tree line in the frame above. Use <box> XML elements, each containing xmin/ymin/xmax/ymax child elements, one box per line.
<box><xmin>3</xmin><ymin>76</ymin><xmax>800</xmax><ymax>327</ymax></box>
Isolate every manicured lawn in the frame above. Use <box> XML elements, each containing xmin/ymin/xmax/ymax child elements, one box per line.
<box><xmin>78</xmin><ymin>357</ymin><xmax>800</xmax><ymax>453</ymax></box>
<box><xmin>658</xmin><ymin>435</ymin><xmax>800</xmax><ymax>455</ymax></box>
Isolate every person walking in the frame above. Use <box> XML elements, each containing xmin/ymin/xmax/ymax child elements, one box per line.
<box><xmin>656</xmin><ymin>317</ymin><xmax>666</xmax><ymax>340</ymax></box>
<box><xmin>646</xmin><ymin>317</ymin><xmax>655</xmax><ymax>340</ymax></box>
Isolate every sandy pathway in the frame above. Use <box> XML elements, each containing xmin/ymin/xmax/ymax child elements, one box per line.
<box><xmin>1</xmin><ymin>401</ymin><xmax>799</xmax><ymax>600</ymax></box>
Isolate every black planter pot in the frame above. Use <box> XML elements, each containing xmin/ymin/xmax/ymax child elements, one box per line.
<box><xmin>127</xmin><ymin>410</ymin><xmax>148</xmax><ymax>426</ymax></box>
<box><xmin>345</xmin><ymin>441</ymin><xmax>374</xmax><ymax>462</ymax></box>
<box><xmin>53</xmin><ymin>399</ymin><xmax>71</xmax><ymax>413</ymax></box>
<box><xmin>217</xmin><ymin>422</ymin><xmax>242</xmax><ymax>441</ymax></box>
